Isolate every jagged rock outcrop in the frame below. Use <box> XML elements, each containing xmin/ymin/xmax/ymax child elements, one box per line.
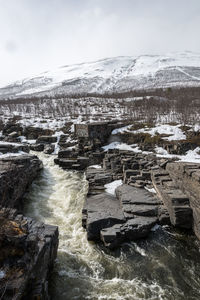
<box><xmin>0</xmin><ymin>154</ymin><xmax>43</xmax><ymax>209</ymax></box>
<box><xmin>0</xmin><ymin>207</ymin><xmax>58</xmax><ymax>299</ymax></box>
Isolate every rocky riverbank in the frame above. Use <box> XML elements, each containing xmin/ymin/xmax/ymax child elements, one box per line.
<box><xmin>0</xmin><ymin>154</ymin><xmax>59</xmax><ymax>299</ymax></box>
<box><xmin>82</xmin><ymin>148</ymin><xmax>200</xmax><ymax>248</ymax></box>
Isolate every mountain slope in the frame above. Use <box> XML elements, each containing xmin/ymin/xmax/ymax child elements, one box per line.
<box><xmin>1</xmin><ymin>51</ymin><xmax>200</xmax><ymax>99</ymax></box>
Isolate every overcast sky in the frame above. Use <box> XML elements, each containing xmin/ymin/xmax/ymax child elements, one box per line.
<box><xmin>0</xmin><ymin>0</ymin><xmax>200</xmax><ymax>87</ymax></box>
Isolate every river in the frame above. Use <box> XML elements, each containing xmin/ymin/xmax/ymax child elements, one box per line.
<box><xmin>23</xmin><ymin>152</ymin><xmax>200</xmax><ymax>300</ymax></box>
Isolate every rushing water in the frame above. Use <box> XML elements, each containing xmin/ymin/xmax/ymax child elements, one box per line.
<box><xmin>23</xmin><ymin>152</ymin><xmax>200</xmax><ymax>300</ymax></box>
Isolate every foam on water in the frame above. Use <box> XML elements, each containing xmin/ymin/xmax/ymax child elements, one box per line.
<box><xmin>23</xmin><ymin>152</ymin><xmax>200</xmax><ymax>300</ymax></box>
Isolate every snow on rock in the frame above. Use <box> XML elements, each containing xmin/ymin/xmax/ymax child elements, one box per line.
<box><xmin>111</xmin><ymin>123</ymin><xmax>186</xmax><ymax>141</ymax></box>
<box><xmin>112</xmin><ymin>125</ymin><xmax>132</xmax><ymax>135</ymax></box>
<box><xmin>102</xmin><ymin>142</ymin><xmax>142</xmax><ymax>152</ymax></box>
<box><xmin>0</xmin><ymin>151</ymin><xmax>26</xmax><ymax>158</ymax></box>
<box><xmin>193</xmin><ymin>124</ymin><xmax>200</xmax><ymax>132</ymax></box>
<box><xmin>89</xmin><ymin>165</ymin><xmax>102</xmax><ymax>169</ymax></box>
<box><xmin>104</xmin><ymin>180</ymin><xmax>123</xmax><ymax>195</ymax></box>
<box><xmin>134</xmin><ymin>124</ymin><xmax>186</xmax><ymax>141</ymax></box>
<box><xmin>180</xmin><ymin>147</ymin><xmax>200</xmax><ymax>163</ymax></box>
<box><xmin>155</xmin><ymin>146</ymin><xmax>200</xmax><ymax>163</ymax></box>
<box><xmin>0</xmin><ymin>141</ymin><xmax>22</xmax><ymax>146</ymax></box>
<box><xmin>145</xmin><ymin>187</ymin><xmax>157</xmax><ymax>194</ymax></box>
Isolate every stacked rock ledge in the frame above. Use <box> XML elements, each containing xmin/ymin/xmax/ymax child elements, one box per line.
<box><xmin>0</xmin><ymin>154</ymin><xmax>59</xmax><ymax>299</ymax></box>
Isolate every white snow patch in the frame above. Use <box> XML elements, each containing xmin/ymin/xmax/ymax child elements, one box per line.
<box><xmin>145</xmin><ymin>187</ymin><xmax>157</xmax><ymax>194</ymax></box>
<box><xmin>0</xmin><ymin>141</ymin><xmax>22</xmax><ymax>146</ymax></box>
<box><xmin>102</xmin><ymin>142</ymin><xmax>142</xmax><ymax>152</ymax></box>
<box><xmin>89</xmin><ymin>165</ymin><xmax>102</xmax><ymax>169</ymax></box>
<box><xmin>194</xmin><ymin>124</ymin><xmax>200</xmax><ymax>132</ymax></box>
<box><xmin>0</xmin><ymin>151</ymin><xmax>26</xmax><ymax>158</ymax></box>
<box><xmin>26</xmin><ymin>139</ymin><xmax>36</xmax><ymax>144</ymax></box>
<box><xmin>134</xmin><ymin>124</ymin><xmax>186</xmax><ymax>141</ymax></box>
<box><xmin>104</xmin><ymin>180</ymin><xmax>123</xmax><ymax>195</ymax></box>
<box><xmin>112</xmin><ymin>125</ymin><xmax>132</xmax><ymax>135</ymax></box>
<box><xmin>155</xmin><ymin>146</ymin><xmax>200</xmax><ymax>163</ymax></box>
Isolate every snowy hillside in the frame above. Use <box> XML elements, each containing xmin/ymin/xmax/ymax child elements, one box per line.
<box><xmin>1</xmin><ymin>51</ymin><xmax>200</xmax><ymax>99</ymax></box>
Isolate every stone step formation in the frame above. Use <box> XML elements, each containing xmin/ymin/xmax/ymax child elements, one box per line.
<box><xmin>82</xmin><ymin>148</ymin><xmax>200</xmax><ymax>249</ymax></box>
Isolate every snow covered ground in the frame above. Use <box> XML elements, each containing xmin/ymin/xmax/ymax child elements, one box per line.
<box><xmin>112</xmin><ymin>123</ymin><xmax>187</xmax><ymax>141</ymax></box>
<box><xmin>102</xmin><ymin>141</ymin><xmax>200</xmax><ymax>163</ymax></box>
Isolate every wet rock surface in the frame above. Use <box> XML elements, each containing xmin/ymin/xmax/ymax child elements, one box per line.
<box><xmin>0</xmin><ymin>143</ymin><xmax>29</xmax><ymax>154</ymax></box>
<box><xmin>0</xmin><ymin>153</ymin><xmax>59</xmax><ymax>299</ymax></box>
<box><xmin>0</xmin><ymin>207</ymin><xmax>58</xmax><ymax>300</ymax></box>
<box><xmin>83</xmin><ymin>183</ymin><xmax>160</xmax><ymax>249</ymax></box>
<box><xmin>0</xmin><ymin>154</ymin><xmax>43</xmax><ymax>209</ymax></box>
<box><xmin>82</xmin><ymin>146</ymin><xmax>200</xmax><ymax>249</ymax></box>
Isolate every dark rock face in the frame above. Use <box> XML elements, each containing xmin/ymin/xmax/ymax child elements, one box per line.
<box><xmin>44</xmin><ymin>144</ymin><xmax>55</xmax><ymax>154</ymax></box>
<box><xmin>0</xmin><ymin>143</ymin><xmax>29</xmax><ymax>154</ymax></box>
<box><xmin>0</xmin><ymin>154</ymin><xmax>59</xmax><ymax>299</ymax></box>
<box><xmin>30</xmin><ymin>143</ymin><xmax>45</xmax><ymax>152</ymax></box>
<box><xmin>152</xmin><ymin>169</ymin><xmax>193</xmax><ymax>229</ymax></box>
<box><xmin>24</xmin><ymin>126</ymin><xmax>54</xmax><ymax>140</ymax></box>
<box><xmin>2</xmin><ymin>123</ymin><xmax>23</xmax><ymax>136</ymax></box>
<box><xmin>83</xmin><ymin>193</ymin><xmax>125</xmax><ymax>241</ymax></box>
<box><xmin>55</xmin><ymin>156</ymin><xmax>90</xmax><ymax>171</ymax></box>
<box><xmin>75</xmin><ymin>122</ymin><xmax>112</xmax><ymax>143</ymax></box>
<box><xmin>86</xmin><ymin>168</ymin><xmax>113</xmax><ymax>195</ymax></box>
<box><xmin>0</xmin><ymin>207</ymin><xmax>58</xmax><ymax>300</ymax></box>
<box><xmin>0</xmin><ymin>154</ymin><xmax>43</xmax><ymax>209</ymax></box>
<box><xmin>165</xmin><ymin>162</ymin><xmax>200</xmax><ymax>238</ymax></box>
<box><xmin>83</xmin><ymin>184</ymin><xmax>160</xmax><ymax>249</ymax></box>
<box><xmin>36</xmin><ymin>135</ymin><xmax>57</xmax><ymax>144</ymax></box>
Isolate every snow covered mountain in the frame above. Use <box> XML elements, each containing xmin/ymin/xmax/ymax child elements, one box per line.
<box><xmin>1</xmin><ymin>51</ymin><xmax>200</xmax><ymax>99</ymax></box>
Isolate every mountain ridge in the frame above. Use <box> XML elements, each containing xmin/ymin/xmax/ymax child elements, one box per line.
<box><xmin>1</xmin><ymin>51</ymin><xmax>200</xmax><ymax>99</ymax></box>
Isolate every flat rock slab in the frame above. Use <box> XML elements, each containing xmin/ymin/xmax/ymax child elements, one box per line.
<box><xmin>116</xmin><ymin>184</ymin><xmax>160</xmax><ymax>206</ymax></box>
<box><xmin>123</xmin><ymin>204</ymin><xmax>158</xmax><ymax>217</ymax></box>
<box><xmin>83</xmin><ymin>193</ymin><xmax>125</xmax><ymax>241</ymax></box>
<box><xmin>101</xmin><ymin>216</ymin><xmax>157</xmax><ymax>249</ymax></box>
